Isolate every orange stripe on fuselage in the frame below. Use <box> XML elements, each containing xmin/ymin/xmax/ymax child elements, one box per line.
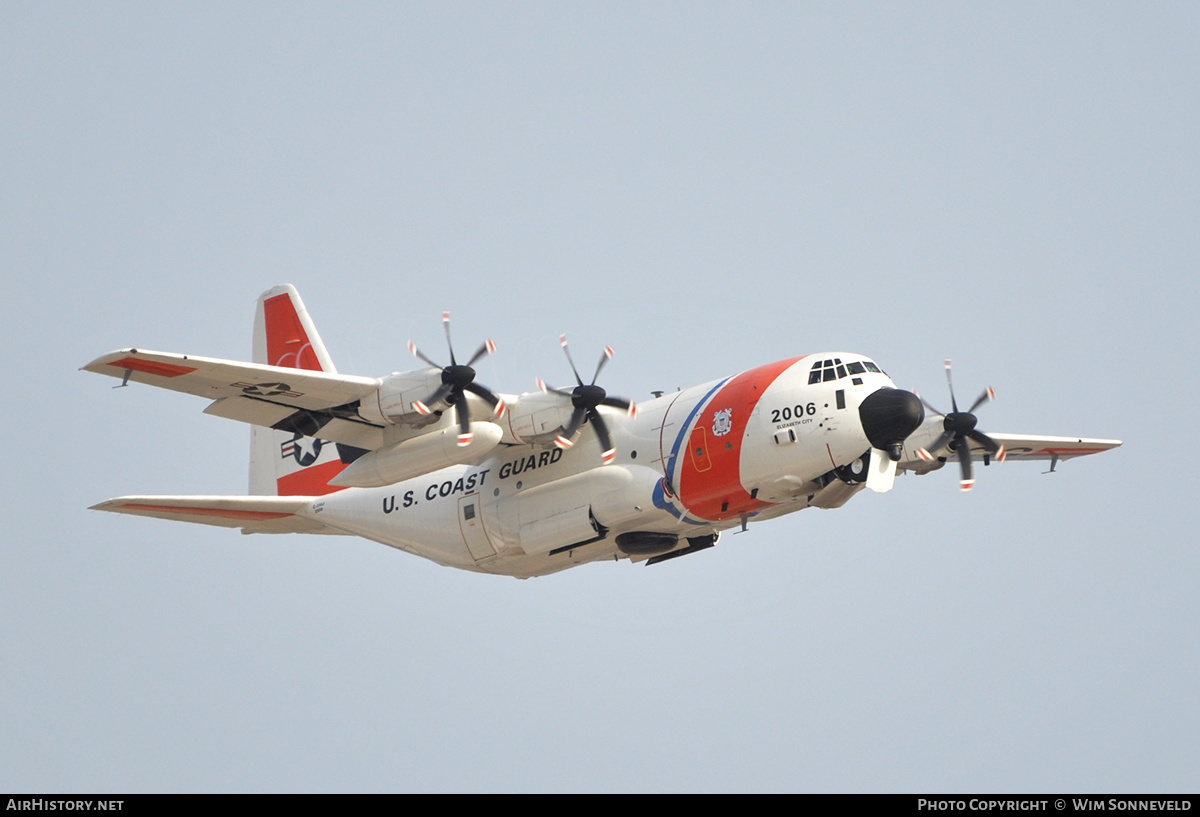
<box><xmin>264</xmin><ymin>293</ymin><xmax>323</xmax><ymax>372</ymax></box>
<box><xmin>677</xmin><ymin>357</ymin><xmax>801</xmax><ymax>522</ymax></box>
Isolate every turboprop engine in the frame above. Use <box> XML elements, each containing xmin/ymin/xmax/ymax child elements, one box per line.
<box><xmin>499</xmin><ymin>335</ymin><xmax>636</xmax><ymax>463</ymax></box>
<box><xmin>500</xmin><ymin>390</ymin><xmax>576</xmax><ymax>446</ymax></box>
<box><xmin>356</xmin><ymin>369</ymin><xmax>446</xmax><ymax>426</ymax></box>
<box><xmin>357</xmin><ymin>311</ymin><xmax>507</xmax><ymax>440</ymax></box>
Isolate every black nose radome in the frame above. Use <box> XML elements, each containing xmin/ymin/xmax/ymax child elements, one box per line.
<box><xmin>859</xmin><ymin>388</ymin><xmax>925</xmax><ymax>456</ymax></box>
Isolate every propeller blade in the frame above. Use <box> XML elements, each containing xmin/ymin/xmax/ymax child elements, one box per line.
<box><xmin>944</xmin><ymin>359</ymin><xmax>959</xmax><ymax>413</ymax></box>
<box><xmin>442</xmin><ymin>311</ymin><xmax>455</xmax><ymax>365</ymax></box>
<box><xmin>919</xmin><ymin>430</ymin><xmax>955</xmax><ymax>461</ymax></box>
<box><xmin>556</xmin><ymin>406</ymin><xmax>587</xmax><ymax>449</ymax></box>
<box><xmin>537</xmin><ymin>378</ymin><xmax>575</xmax><ymax>398</ymax></box>
<box><xmin>599</xmin><ymin>395</ymin><xmax>633</xmax><ymax>412</ymax></box>
<box><xmin>967</xmin><ymin>386</ymin><xmax>996</xmax><ymax>415</ymax></box>
<box><xmin>454</xmin><ymin>395</ymin><xmax>472</xmax><ymax>445</ymax></box>
<box><xmin>407</xmin><ymin>341</ymin><xmax>442</xmax><ymax>369</ymax></box>
<box><xmin>591</xmin><ymin>346</ymin><xmax>614</xmax><ymax>385</ymax></box>
<box><xmin>425</xmin><ymin>381</ymin><xmax>454</xmax><ymax>408</ymax></box>
<box><xmin>956</xmin><ymin>440</ymin><xmax>975</xmax><ymax>491</ymax></box>
<box><xmin>865</xmin><ymin>448</ymin><xmax>897</xmax><ymax>493</ymax></box>
<box><xmin>589</xmin><ymin>409</ymin><xmax>616</xmax><ymax>464</ymax></box>
<box><xmin>464</xmin><ymin>382</ymin><xmax>506</xmax><ymax>418</ymax></box>
<box><xmin>560</xmin><ymin>334</ymin><xmax>584</xmax><ymax>387</ymax></box>
<box><xmin>917</xmin><ymin>392</ymin><xmax>947</xmax><ymax>418</ymax></box>
<box><xmin>967</xmin><ymin>429</ymin><xmax>1003</xmax><ymax>457</ymax></box>
<box><xmin>466</xmin><ymin>339</ymin><xmax>496</xmax><ymax>368</ymax></box>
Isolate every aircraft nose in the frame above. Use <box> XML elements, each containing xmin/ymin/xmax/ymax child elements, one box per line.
<box><xmin>858</xmin><ymin>388</ymin><xmax>925</xmax><ymax>460</ymax></box>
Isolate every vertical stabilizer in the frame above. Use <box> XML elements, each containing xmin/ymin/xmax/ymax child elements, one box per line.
<box><xmin>248</xmin><ymin>285</ymin><xmax>350</xmax><ymax>496</ymax></box>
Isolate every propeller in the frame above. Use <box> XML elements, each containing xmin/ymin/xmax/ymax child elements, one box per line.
<box><xmin>916</xmin><ymin>359</ymin><xmax>1006</xmax><ymax>490</ymax></box>
<box><xmin>538</xmin><ymin>334</ymin><xmax>636</xmax><ymax>464</ymax></box>
<box><xmin>407</xmin><ymin>311</ymin><xmax>505</xmax><ymax>446</ymax></box>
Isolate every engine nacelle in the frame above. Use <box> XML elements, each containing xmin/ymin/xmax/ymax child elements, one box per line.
<box><xmin>357</xmin><ymin>369</ymin><xmax>444</xmax><ymax>425</ymax></box>
<box><xmin>329</xmin><ymin>422</ymin><xmax>503</xmax><ymax>488</ymax></box>
<box><xmin>501</xmin><ymin>390</ymin><xmax>574</xmax><ymax>445</ymax></box>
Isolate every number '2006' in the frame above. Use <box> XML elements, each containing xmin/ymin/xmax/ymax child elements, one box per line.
<box><xmin>771</xmin><ymin>403</ymin><xmax>816</xmax><ymax>422</ymax></box>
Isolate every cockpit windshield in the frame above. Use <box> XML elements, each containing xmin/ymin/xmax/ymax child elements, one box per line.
<box><xmin>807</xmin><ymin>358</ymin><xmax>882</xmax><ymax>384</ymax></box>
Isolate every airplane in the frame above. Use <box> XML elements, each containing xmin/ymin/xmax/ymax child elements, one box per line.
<box><xmin>83</xmin><ymin>285</ymin><xmax>1121</xmax><ymax>579</ymax></box>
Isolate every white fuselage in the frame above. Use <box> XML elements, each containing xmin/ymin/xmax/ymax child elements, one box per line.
<box><xmin>299</xmin><ymin>353</ymin><xmax>895</xmax><ymax>577</ymax></box>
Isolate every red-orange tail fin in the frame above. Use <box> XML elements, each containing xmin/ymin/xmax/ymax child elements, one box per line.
<box><xmin>248</xmin><ymin>285</ymin><xmax>351</xmax><ymax>496</ymax></box>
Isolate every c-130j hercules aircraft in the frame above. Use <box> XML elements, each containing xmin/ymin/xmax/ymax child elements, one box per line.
<box><xmin>84</xmin><ymin>285</ymin><xmax>1120</xmax><ymax>579</ymax></box>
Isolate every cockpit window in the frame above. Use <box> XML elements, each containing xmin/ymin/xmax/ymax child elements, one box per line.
<box><xmin>810</xmin><ymin>357</ymin><xmax>873</xmax><ymax>383</ymax></box>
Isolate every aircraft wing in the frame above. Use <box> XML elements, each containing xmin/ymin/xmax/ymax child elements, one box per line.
<box><xmin>979</xmin><ymin>433</ymin><xmax>1121</xmax><ymax>461</ymax></box>
<box><xmin>82</xmin><ymin>349</ymin><xmax>385</xmax><ymax>450</ymax></box>
<box><xmin>901</xmin><ymin>433</ymin><xmax>1121</xmax><ymax>470</ymax></box>
<box><xmin>89</xmin><ymin>495</ymin><xmax>343</xmax><ymax>535</ymax></box>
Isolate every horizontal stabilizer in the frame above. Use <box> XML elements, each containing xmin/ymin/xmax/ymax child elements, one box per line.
<box><xmin>89</xmin><ymin>495</ymin><xmax>343</xmax><ymax>535</ymax></box>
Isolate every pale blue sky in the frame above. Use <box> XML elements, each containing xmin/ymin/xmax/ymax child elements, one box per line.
<box><xmin>2</xmin><ymin>2</ymin><xmax>1197</xmax><ymax>792</ymax></box>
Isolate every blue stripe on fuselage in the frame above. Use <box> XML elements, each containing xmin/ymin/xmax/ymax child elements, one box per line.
<box><xmin>653</xmin><ymin>377</ymin><xmax>731</xmax><ymax>524</ymax></box>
